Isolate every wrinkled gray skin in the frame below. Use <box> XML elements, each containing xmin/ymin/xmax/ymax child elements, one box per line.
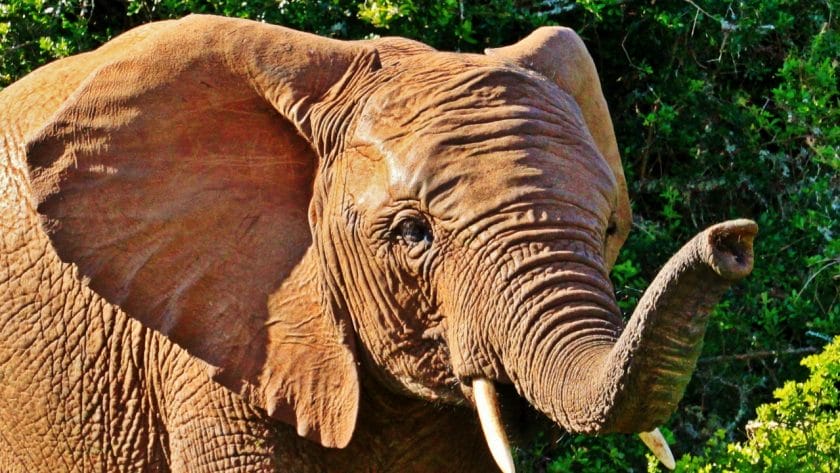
<box><xmin>0</xmin><ymin>15</ymin><xmax>756</xmax><ymax>472</ymax></box>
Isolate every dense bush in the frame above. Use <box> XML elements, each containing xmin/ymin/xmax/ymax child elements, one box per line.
<box><xmin>675</xmin><ymin>336</ymin><xmax>840</xmax><ymax>472</ymax></box>
<box><xmin>2</xmin><ymin>1</ymin><xmax>837</xmax><ymax>470</ymax></box>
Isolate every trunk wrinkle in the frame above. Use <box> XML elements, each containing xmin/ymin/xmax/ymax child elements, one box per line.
<box><xmin>590</xmin><ymin>220</ymin><xmax>756</xmax><ymax>432</ymax></box>
<box><xmin>496</xmin><ymin>220</ymin><xmax>756</xmax><ymax>435</ymax></box>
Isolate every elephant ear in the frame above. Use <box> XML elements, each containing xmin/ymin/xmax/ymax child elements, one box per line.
<box><xmin>25</xmin><ymin>15</ymin><xmax>380</xmax><ymax>448</ymax></box>
<box><xmin>486</xmin><ymin>27</ymin><xmax>631</xmax><ymax>270</ymax></box>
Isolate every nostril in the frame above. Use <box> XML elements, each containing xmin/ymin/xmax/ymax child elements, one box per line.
<box><xmin>705</xmin><ymin>219</ymin><xmax>758</xmax><ymax>280</ymax></box>
<box><xmin>715</xmin><ymin>233</ymin><xmax>748</xmax><ymax>265</ymax></box>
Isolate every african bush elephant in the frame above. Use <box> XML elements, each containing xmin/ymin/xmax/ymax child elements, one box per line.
<box><xmin>0</xmin><ymin>14</ymin><xmax>757</xmax><ymax>472</ymax></box>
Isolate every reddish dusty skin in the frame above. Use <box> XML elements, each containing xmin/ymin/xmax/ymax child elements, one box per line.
<box><xmin>0</xmin><ymin>15</ymin><xmax>755</xmax><ymax>472</ymax></box>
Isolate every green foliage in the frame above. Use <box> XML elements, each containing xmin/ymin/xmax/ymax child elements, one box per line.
<box><xmin>2</xmin><ymin>0</ymin><xmax>837</xmax><ymax>471</ymax></box>
<box><xmin>675</xmin><ymin>337</ymin><xmax>840</xmax><ymax>472</ymax></box>
<box><xmin>600</xmin><ymin>3</ymin><xmax>839</xmax><ymax>462</ymax></box>
<box><xmin>1</xmin><ymin>1</ymin><xmax>88</xmax><ymax>86</ymax></box>
<box><xmin>516</xmin><ymin>428</ymin><xmax>675</xmax><ymax>473</ymax></box>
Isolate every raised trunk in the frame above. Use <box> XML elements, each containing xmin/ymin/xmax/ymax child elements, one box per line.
<box><xmin>509</xmin><ymin>219</ymin><xmax>757</xmax><ymax>434</ymax></box>
<box><xmin>600</xmin><ymin>219</ymin><xmax>757</xmax><ymax>431</ymax></box>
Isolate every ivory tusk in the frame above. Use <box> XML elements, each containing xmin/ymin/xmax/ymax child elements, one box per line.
<box><xmin>639</xmin><ymin>428</ymin><xmax>676</xmax><ymax>470</ymax></box>
<box><xmin>472</xmin><ymin>378</ymin><xmax>516</xmax><ymax>473</ymax></box>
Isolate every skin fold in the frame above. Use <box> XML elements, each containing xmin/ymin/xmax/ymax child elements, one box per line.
<box><xmin>0</xmin><ymin>15</ymin><xmax>755</xmax><ymax>472</ymax></box>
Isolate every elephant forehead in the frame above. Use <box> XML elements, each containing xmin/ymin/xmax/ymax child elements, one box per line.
<box><xmin>358</xmin><ymin>57</ymin><xmax>561</xmax><ymax>134</ymax></box>
<box><xmin>351</xmin><ymin>62</ymin><xmax>616</xmax><ymax>223</ymax></box>
<box><xmin>412</xmin><ymin>133</ymin><xmax>613</xmax><ymax>225</ymax></box>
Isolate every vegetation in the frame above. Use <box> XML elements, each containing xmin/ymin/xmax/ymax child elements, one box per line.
<box><xmin>2</xmin><ymin>0</ymin><xmax>837</xmax><ymax>470</ymax></box>
<box><xmin>675</xmin><ymin>336</ymin><xmax>840</xmax><ymax>472</ymax></box>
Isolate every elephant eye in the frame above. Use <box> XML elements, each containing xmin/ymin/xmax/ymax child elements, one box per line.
<box><xmin>606</xmin><ymin>221</ymin><xmax>617</xmax><ymax>237</ymax></box>
<box><xmin>396</xmin><ymin>217</ymin><xmax>433</xmax><ymax>246</ymax></box>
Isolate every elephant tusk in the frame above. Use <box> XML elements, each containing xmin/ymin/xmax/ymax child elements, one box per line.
<box><xmin>472</xmin><ymin>378</ymin><xmax>515</xmax><ymax>473</ymax></box>
<box><xmin>639</xmin><ymin>428</ymin><xmax>676</xmax><ymax>470</ymax></box>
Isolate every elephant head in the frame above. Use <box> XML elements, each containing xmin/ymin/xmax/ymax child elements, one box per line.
<box><xmin>24</xmin><ymin>15</ymin><xmax>756</xmax><ymax>470</ymax></box>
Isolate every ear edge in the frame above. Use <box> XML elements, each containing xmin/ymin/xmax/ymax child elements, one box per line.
<box><xmin>254</xmin><ymin>248</ymin><xmax>360</xmax><ymax>449</ymax></box>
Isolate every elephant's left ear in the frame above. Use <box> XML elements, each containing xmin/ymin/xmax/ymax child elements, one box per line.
<box><xmin>486</xmin><ymin>28</ymin><xmax>631</xmax><ymax>269</ymax></box>
<box><xmin>24</xmin><ymin>15</ymin><xmax>376</xmax><ymax>448</ymax></box>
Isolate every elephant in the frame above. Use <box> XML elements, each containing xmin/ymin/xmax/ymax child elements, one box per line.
<box><xmin>0</xmin><ymin>14</ymin><xmax>757</xmax><ymax>472</ymax></box>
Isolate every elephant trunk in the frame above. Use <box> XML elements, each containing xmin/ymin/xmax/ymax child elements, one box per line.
<box><xmin>505</xmin><ymin>219</ymin><xmax>757</xmax><ymax>435</ymax></box>
<box><xmin>599</xmin><ymin>218</ymin><xmax>757</xmax><ymax>431</ymax></box>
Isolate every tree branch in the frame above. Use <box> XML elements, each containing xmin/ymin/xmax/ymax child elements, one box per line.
<box><xmin>698</xmin><ymin>347</ymin><xmax>819</xmax><ymax>365</ymax></box>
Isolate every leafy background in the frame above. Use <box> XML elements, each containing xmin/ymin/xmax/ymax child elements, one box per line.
<box><xmin>2</xmin><ymin>0</ymin><xmax>837</xmax><ymax>470</ymax></box>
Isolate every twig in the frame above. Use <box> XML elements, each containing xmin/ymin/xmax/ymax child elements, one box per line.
<box><xmin>6</xmin><ymin>40</ymin><xmax>36</xmax><ymax>52</ymax></box>
<box><xmin>691</xmin><ymin>8</ymin><xmax>699</xmax><ymax>36</ymax></box>
<box><xmin>683</xmin><ymin>0</ymin><xmax>718</xmax><ymax>22</ymax></box>
<box><xmin>698</xmin><ymin>347</ymin><xmax>819</xmax><ymax>364</ymax></box>
<box><xmin>621</xmin><ymin>30</ymin><xmax>643</xmax><ymax>72</ymax></box>
<box><xmin>796</xmin><ymin>258</ymin><xmax>840</xmax><ymax>301</ymax></box>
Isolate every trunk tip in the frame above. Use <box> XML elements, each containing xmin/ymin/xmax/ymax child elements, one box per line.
<box><xmin>705</xmin><ymin>219</ymin><xmax>758</xmax><ymax>280</ymax></box>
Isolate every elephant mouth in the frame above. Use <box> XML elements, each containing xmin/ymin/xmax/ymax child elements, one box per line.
<box><xmin>470</xmin><ymin>379</ymin><xmax>675</xmax><ymax>472</ymax></box>
<box><xmin>465</xmin><ymin>378</ymin><xmax>558</xmax><ymax>472</ymax></box>
<box><xmin>495</xmin><ymin>382</ymin><xmax>562</xmax><ymax>449</ymax></box>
